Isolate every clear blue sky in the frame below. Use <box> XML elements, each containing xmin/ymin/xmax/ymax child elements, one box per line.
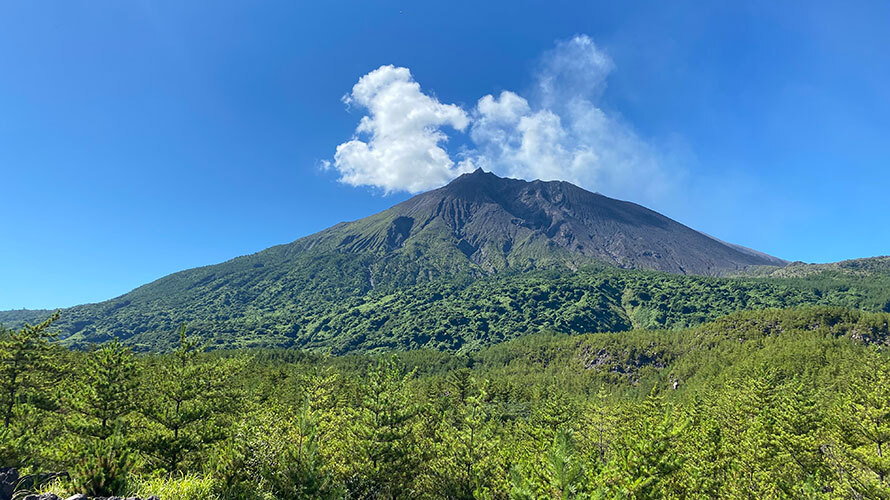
<box><xmin>2</xmin><ymin>1</ymin><xmax>888</xmax><ymax>310</ymax></box>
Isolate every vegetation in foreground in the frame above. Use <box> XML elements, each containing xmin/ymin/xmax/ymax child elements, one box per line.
<box><xmin>2</xmin><ymin>306</ymin><xmax>890</xmax><ymax>499</ymax></box>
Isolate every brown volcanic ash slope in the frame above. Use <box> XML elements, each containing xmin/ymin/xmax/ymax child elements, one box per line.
<box><xmin>297</xmin><ymin>169</ymin><xmax>785</xmax><ymax>276</ymax></box>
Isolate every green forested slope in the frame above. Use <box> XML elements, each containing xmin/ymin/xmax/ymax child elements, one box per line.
<box><xmin>294</xmin><ymin>265</ymin><xmax>890</xmax><ymax>353</ymax></box>
<box><xmin>0</xmin><ymin>308</ymin><xmax>53</xmax><ymax>326</ymax></box>
<box><xmin>7</xmin><ymin>306</ymin><xmax>890</xmax><ymax>498</ymax></box>
<box><xmin>33</xmin><ymin>260</ymin><xmax>888</xmax><ymax>352</ymax></box>
<box><xmin>743</xmin><ymin>255</ymin><xmax>890</xmax><ymax>278</ymax></box>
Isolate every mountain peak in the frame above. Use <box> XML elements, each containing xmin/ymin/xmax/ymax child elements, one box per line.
<box><xmin>302</xmin><ymin>172</ymin><xmax>786</xmax><ymax>276</ymax></box>
<box><xmin>430</xmin><ymin>168</ymin><xmax>506</xmax><ymax>202</ymax></box>
<box><xmin>446</xmin><ymin>167</ymin><xmax>499</xmax><ymax>185</ymax></box>
<box><xmin>443</xmin><ymin>169</ymin><xmax>584</xmax><ymax>199</ymax></box>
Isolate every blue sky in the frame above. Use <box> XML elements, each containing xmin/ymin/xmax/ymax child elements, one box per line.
<box><xmin>1</xmin><ymin>1</ymin><xmax>888</xmax><ymax>310</ymax></box>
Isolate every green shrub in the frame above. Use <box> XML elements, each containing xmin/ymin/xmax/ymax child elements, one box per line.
<box><xmin>129</xmin><ymin>473</ymin><xmax>220</xmax><ymax>500</ymax></box>
<box><xmin>67</xmin><ymin>434</ymin><xmax>133</xmax><ymax>497</ymax></box>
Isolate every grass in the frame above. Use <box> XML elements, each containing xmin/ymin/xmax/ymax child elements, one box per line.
<box><xmin>128</xmin><ymin>473</ymin><xmax>220</xmax><ymax>500</ymax></box>
<box><xmin>36</xmin><ymin>473</ymin><xmax>222</xmax><ymax>500</ymax></box>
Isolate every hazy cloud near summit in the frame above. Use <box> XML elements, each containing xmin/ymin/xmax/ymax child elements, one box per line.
<box><xmin>327</xmin><ymin>35</ymin><xmax>672</xmax><ymax>201</ymax></box>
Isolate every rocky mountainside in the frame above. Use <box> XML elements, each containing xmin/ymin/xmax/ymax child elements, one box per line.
<box><xmin>295</xmin><ymin>168</ymin><xmax>786</xmax><ymax>275</ymax></box>
<box><xmin>2</xmin><ymin>170</ymin><xmax>794</xmax><ymax>349</ymax></box>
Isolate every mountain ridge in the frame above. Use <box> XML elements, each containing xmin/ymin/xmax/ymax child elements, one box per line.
<box><xmin>1</xmin><ymin>170</ymin><xmax>810</xmax><ymax>350</ymax></box>
<box><xmin>289</xmin><ymin>168</ymin><xmax>786</xmax><ymax>276</ymax></box>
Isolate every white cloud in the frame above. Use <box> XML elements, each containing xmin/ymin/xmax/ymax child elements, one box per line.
<box><xmin>468</xmin><ymin>35</ymin><xmax>670</xmax><ymax>202</ymax></box>
<box><xmin>476</xmin><ymin>91</ymin><xmax>530</xmax><ymax>124</ymax></box>
<box><xmin>327</xmin><ymin>36</ymin><xmax>674</xmax><ymax>202</ymax></box>
<box><xmin>536</xmin><ymin>34</ymin><xmax>614</xmax><ymax>106</ymax></box>
<box><xmin>329</xmin><ymin>65</ymin><xmax>472</xmax><ymax>194</ymax></box>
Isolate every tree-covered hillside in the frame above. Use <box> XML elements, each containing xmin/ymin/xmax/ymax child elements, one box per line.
<box><xmin>5</xmin><ymin>306</ymin><xmax>890</xmax><ymax>498</ymax></box>
<box><xmin>29</xmin><ymin>261</ymin><xmax>887</xmax><ymax>352</ymax></box>
<box><xmin>742</xmin><ymin>255</ymin><xmax>890</xmax><ymax>278</ymax></box>
<box><xmin>0</xmin><ymin>309</ymin><xmax>53</xmax><ymax>327</ymax></box>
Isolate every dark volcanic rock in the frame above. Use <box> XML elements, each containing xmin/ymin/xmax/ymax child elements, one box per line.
<box><xmin>305</xmin><ymin>168</ymin><xmax>785</xmax><ymax>276</ymax></box>
<box><xmin>0</xmin><ymin>469</ymin><xmax>157</xmax><ymax>500</ymax></box>
<box><xmin>1</xmin><ymin>470</ymin><xmax>69</xmax><ymax>500</ymax></box>
<box><xmin>1</xmin><ymin>468</ymin><xmax>18</xmax><ymax>500</ymax></box>
<box><xmin>334</xmin><ymin>169</ymin><xmax>785</xmax><ymax>274</ymax></box>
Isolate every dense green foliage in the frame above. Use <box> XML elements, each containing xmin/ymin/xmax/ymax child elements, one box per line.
<box><xmin>294</xmin><ymin>265</ymin><xmax>890</xmax><ymax>353</ymax></box>
<box><xmin>5</xmin><ymin>306</ymin><xmax>890</xmax><ymax>498</ymax></box>
<box><xmin>1</xmin><ymin>260</ymin><xmax>886</xmax><ymax>354</ymax></box>
<box><xmin>742</xmin><ymin>256</ymin><xmax>890</xmax><ymax>279</ymax></box>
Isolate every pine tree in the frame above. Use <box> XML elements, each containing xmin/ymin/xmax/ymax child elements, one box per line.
<box><xmin>0</xmin><ymin>312</ymin><xmax>61</xmax><ymax>467</ymax></box>
<box><xmin>139</xmin><ymin>324</ymin><xmax>241</xmax><ymax>472</ymax></box>
<box><xmin>676</xmin><ymin>394</ymin><xmax>729</xmax><ymax>497</ymax></box>
<box><xmin>257</xmin><ymin>400</ymin><xmax>342</xmax><ymax>500</ymax></box>
<box><xmin>724</xmin><ymin>366</ymin><xmax>784</xmax><ymax>499</ymax></box>
<box><xmin>597</xmin><ymin>388</ymin><xmax>686</xmax><ymax>499</ymax></box>
<box><xmin>773</xmin><ymin>377</ymin><xmax>832</xmax><ymax>497</ymax></box>
<box><xmin>545</xmin><ymin>429</ymin><xmax>587</xmax><ymax>499</ymax></box>
<box><xmin>429</xmin><ymin>376</ymin><xmax>502</xmax><ymax>499</ymax></box>
<box><xmin>69</xmin><ymin>339</ymin><xmax>138</xmax><ymax>440</ymax></box>
<box><xmin>833</xmin><ymin>348</ymin><xmax>890</xmax><ymax>498</ymax></box>
<box><xmin>0</xmin><ymin>311</ymin><xmax>60</xmax><ymax>429</ymax></box>
<box><xmin>66</xmin><ymin>430</ymin><xmax>134</xmax><ymax>497</ymax></box>
<box><xmin>532</xmin><ymin>387</ymin><xmax>578</xmax><ymax>439</ymax></box>
<box><xmin>59</xmin><ymin>340</ymin><xmax>140</xmax><ymax>497</ymax></box>
<box><xmin>578</xmin><ymin>385</ymin><xmax>616</xmax><ymax>472</ymax></box>
<box><xmin>349</xmin><ymin>355</ymin><xmax>419</xmax><ymax>499</ymax></box>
